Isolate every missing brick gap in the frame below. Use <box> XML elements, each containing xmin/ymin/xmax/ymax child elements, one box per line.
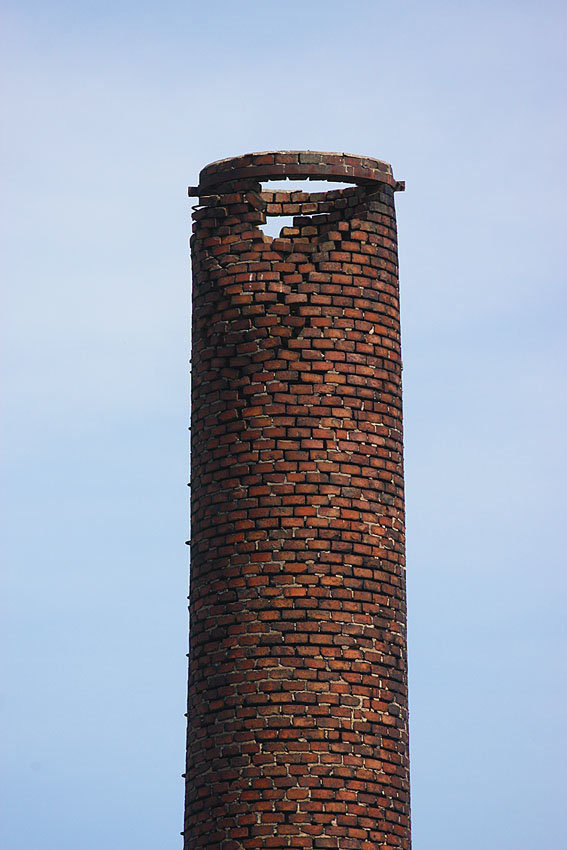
<box><xmin>259</xmin><ymin>216</ymin><xmax>295</xmax><ymax>239</ymax></box>
<box><xmin>261</xmin><ymin>180</ymin><xmax>349</xmax><ymax>193</ymax></box>
<box><xmin>258</xmin><ymin>181</ymin><xmax>349</xmax><ymax>239</ymax></box>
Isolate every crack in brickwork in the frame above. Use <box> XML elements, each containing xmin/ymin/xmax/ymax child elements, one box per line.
<box><xmin>184</xmin><ymin>151</ymin><xmax>410</xmax><ymax>850</ymax></box>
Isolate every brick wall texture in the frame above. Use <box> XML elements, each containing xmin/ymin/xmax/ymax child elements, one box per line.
<box><xmin>184</xmin><ymin>151</ymin><xmax>410</xmax><ymax>849</ymax></box>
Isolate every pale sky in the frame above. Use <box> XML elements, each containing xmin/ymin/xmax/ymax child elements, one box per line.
<box><xmin>2</xmin><ymin>2</ymin><xmax>566</xmax><ymax>849</ymax></box>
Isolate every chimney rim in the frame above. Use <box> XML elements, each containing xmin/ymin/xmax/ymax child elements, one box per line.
<box><xmin>189</xmin><ymin>150</ymin><xmax>404</xmax><ymax>197</ymax></box>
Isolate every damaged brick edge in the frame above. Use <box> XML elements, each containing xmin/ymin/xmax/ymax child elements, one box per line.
<box><xmin>188</xmin><ymin>150</ymin><xmax>405</xmax><ymax>197</ymax></box>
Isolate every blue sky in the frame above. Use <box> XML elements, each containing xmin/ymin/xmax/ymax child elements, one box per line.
<box><xmin>2</xmin><ymin>2</ymin><xmax>566</xmax><ymax>848</ymax></box>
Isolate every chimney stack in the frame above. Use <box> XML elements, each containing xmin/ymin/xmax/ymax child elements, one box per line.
<box><xmin>184</xmin><ymin>151</ymin><xmax>410</xmax><ymax>849</ymax></box>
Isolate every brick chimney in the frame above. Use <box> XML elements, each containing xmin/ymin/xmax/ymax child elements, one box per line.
<box><xmin>184</xmin><ymin>151</ymin><xmax>410</xmax><ymax>849</ymax></box>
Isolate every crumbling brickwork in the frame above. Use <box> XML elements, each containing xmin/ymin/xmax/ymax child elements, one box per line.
<box><xmin>184</xmin><ymin>151</ymin><xmax>410</xmax><ymax>849</ymax></box>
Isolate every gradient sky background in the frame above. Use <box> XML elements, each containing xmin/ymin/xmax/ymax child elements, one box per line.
<box><xmin>2</xmin><ymin>2</ymin><xmax>566</xmax><ymax>848</ymax></box>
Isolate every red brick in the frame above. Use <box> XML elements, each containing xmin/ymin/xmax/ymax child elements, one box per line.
<box><xmin>185</xmin><ymin>150</ymin><xmax>409</xmax><ymax>850</ymax></box>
